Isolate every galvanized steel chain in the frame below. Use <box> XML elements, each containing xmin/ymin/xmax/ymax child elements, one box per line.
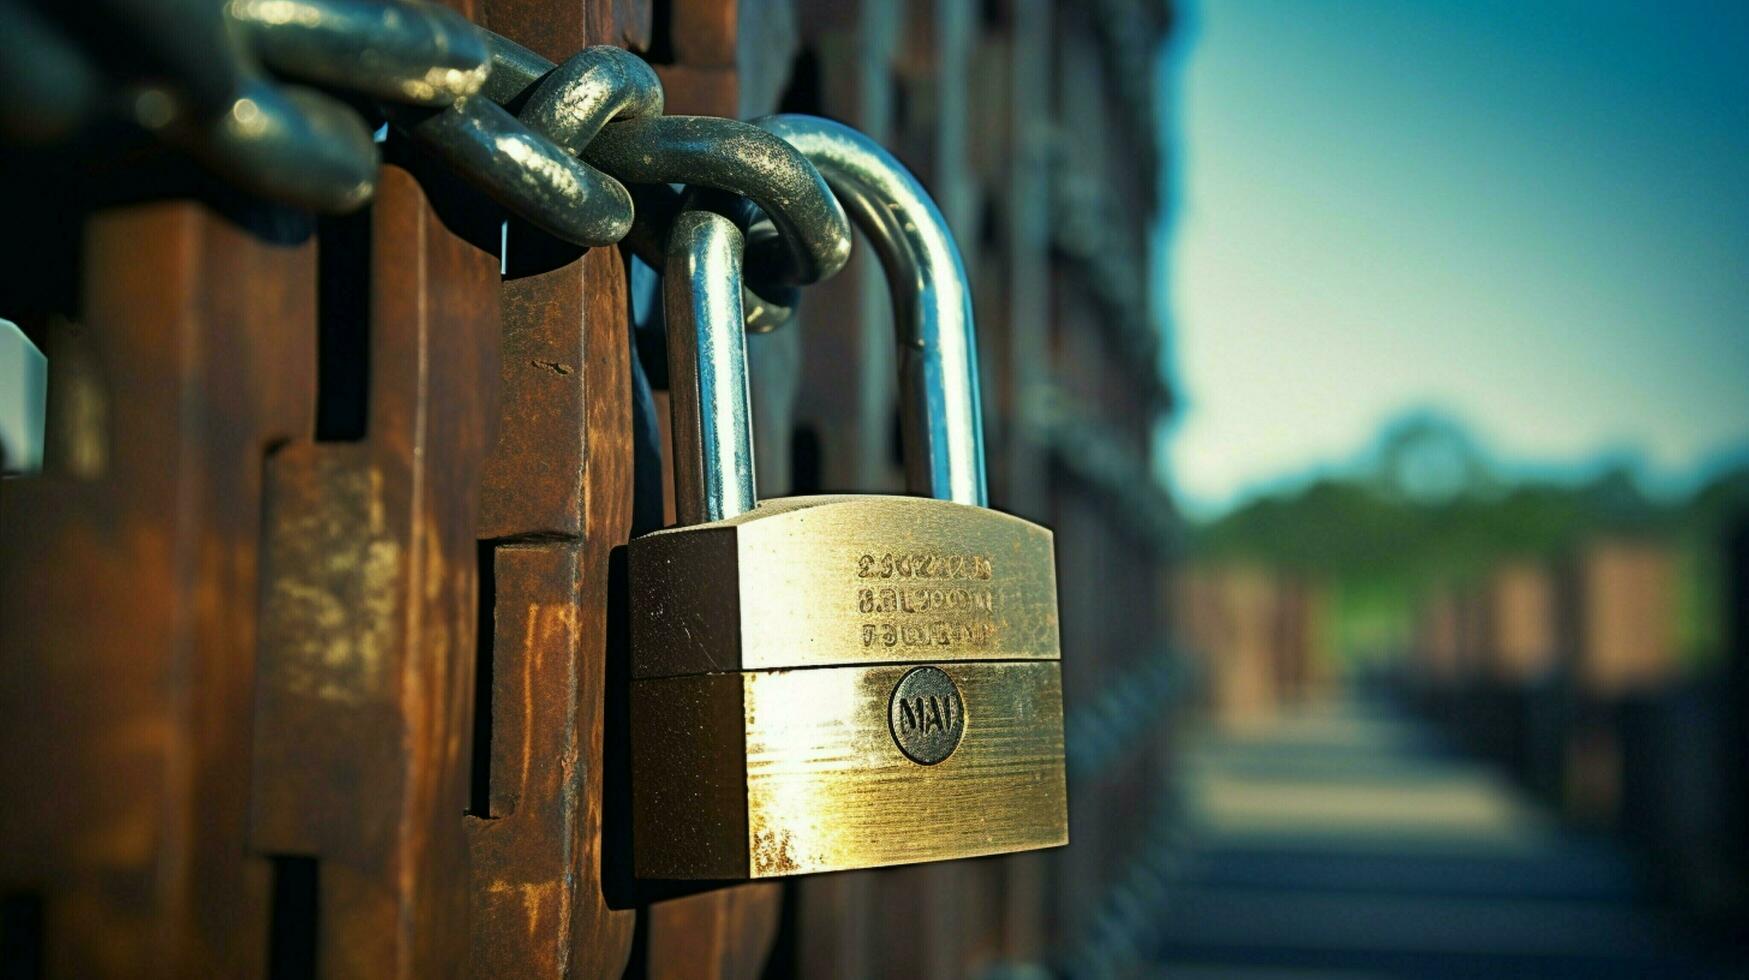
<box><xmin>0</xmin><ymin>0</ymin><xmax>852</xmax><ymax>311</ymax></box>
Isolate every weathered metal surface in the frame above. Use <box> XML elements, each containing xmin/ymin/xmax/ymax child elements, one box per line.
<box><xmin>466</xmin><ymin>2</ymin><xmax>639</xmax><ymax>973</ymax></box>
<box><xmin>466</xmin><ymin>539</ymin><xmax>630</xmax><ymax>975</ymax></box>
<box><xmin>248</xmin><ymin>164</ymin><xmax>499</xmax><ymax>978</ymax></box>
<box><xmin>466</xmin><ymin>243</ymin><xmax>638</xmax><ymax>977</ymax></box>
<box><xmin>0</xmin><ymin>202</ymin><xmax>316</xmax><ymax>975</ymax></box>
<box><xmin>475</xmin><ymin>213</ymin><xmax>637</xmax><ymax>538</ymax></box>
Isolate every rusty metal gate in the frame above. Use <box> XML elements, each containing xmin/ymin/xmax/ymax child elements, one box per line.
<box><xmin>0</xmin><ymin>0</ymin><xmax>1180</xmax><ymax>977</ymax></box>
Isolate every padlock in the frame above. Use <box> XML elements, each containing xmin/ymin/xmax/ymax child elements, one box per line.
<box><xmin>630</xmin><ymin>116</ymin><xmax>1066</xmax><ymax>879</ymax></box>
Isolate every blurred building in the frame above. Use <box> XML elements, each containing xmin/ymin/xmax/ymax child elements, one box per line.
<box><xmin>1406</xmin><ymin>530</ymin><xmax>1749</xmax><ymax>929</ymax></box>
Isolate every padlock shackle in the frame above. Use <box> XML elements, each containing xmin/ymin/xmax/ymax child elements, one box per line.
<box><xmin>757</xmin><ymin>115</ymin><xmax>989</xmax><ymax>507</ymax></box>
<box><xmin>664</xmin><ymin>209</ymin><xmax>758</xmax><ymax>525</ymax></box>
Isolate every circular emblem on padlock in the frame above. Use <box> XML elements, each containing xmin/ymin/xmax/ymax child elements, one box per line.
<box><xmin>888</xmin><ymin>666</ymin><xmax>966</xmax><ymax>765</ymax></box>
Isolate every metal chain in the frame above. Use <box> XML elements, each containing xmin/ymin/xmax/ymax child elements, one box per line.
<box><xmin>399</xmin><ymin>35</ymin><xmax>661</xmax><ymax>247</ymax></box>
<box><xmin>0</xmin><ymin>0</ymin><xmax>852</xmax><ymax>317</ymax></box>
<box><xmin>1</xmin><ymin>0</ymin><xmax>492</xmax><ymax>212</ymax></box>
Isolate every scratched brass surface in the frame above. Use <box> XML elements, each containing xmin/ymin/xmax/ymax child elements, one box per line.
<box><xmin>632</xmin><ymin>660</ymin><xmax>1067</xmax><ymax>878</ymax></box>
<box><xmin>629</xmin><ymin>495</ymin><xmax>1060</xmax><ymax>678</ymax></box>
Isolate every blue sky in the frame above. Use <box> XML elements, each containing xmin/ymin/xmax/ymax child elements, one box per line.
<box><xmin>1157</xmin><ymin>0</ymin><xmax>1749</xmax><ymax>518</ymax></box>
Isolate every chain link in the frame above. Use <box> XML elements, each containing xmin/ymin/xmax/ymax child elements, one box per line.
<box><xmin>401</xmin><ymin>38</ymin><xmax>660</xmax><ymax>246</ymax></box>
<box><xmin>583</xmin><ymin>116</ymin><xmax>851</xmax><ymax>287</ymax></box>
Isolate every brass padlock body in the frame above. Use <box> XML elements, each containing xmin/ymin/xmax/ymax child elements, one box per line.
<box><xmin>629</xmin><ymin>495</ymin><xmax>1067</xmax><ymax>878</ymax></box>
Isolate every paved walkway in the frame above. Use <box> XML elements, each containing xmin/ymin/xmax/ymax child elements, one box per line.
<box><xmin>1150</xmin><ymin>694</ymin><xmax>1740</xmax><ymax>978</ymax></box>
